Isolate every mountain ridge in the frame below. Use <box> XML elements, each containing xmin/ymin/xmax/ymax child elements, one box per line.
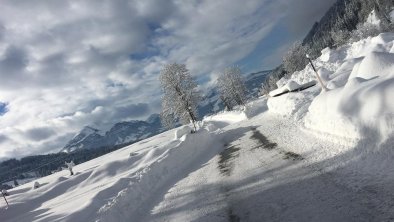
<box><xmin>60</xmin><ymin>114</ymin><xmax>163</xmax><ymax>153</ymax></box>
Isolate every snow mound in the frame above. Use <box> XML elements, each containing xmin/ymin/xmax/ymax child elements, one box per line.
<box><xmin>267</xmin><ymin>90</ymin><xmax>316</xmax><ymax>120</ymax></box>
<box><xmin>284</xmin><ymin>80</ymin><xmax>300</xmax><ymax>91</ymax></box>
<box><xmin>318</xmin><ymin>68</ymin><xmax>332</xmax><ymax>82</ymax></box>
<box><xmin>268</xmin><ymin>32</ymin><xmax>394</xmax><ymax>143</ymax></box>
<box><xmin>268</xmin><ymin>80</ymin><xmax>304</xmax><ymax>97</ymax></box>
<box><xmin>174</xmin><ymin>125</ymin><xmax>193</xmax><ymax>140</ymax></box>
<box><xmin>204</xmin><ymin>123</ymin><xmax>219</xmax><ymax>132</ymax></box>
<box><xmin>244</xmin><ymin>98</ymin><xmax>268</xmax><ymax>118</ymax></box>
<box><xmin>349</xmin><ymin>52</ymin><xmax>394</xmax><ymax>79</ymax></box>
<box><xmin>202</xmin><ymin>111</ymin><xmax>247</xmax><ymax>128</ymax></box>
<box><xmin>320</xmin><ymin>47</ymin><xmax>344</xmax><ymax>62</ymax></box>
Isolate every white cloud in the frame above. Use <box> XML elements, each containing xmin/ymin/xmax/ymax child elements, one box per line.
<box><xmin>0</xmin><ymin>0</ymin><xmax>334</xmax><ymax>159</ymax></box>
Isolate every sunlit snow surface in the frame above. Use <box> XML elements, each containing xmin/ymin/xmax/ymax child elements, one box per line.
<box><xmin>1</xmin><ymin>33</ymin><xmax>394</xmax><ymax>221</ymax></box>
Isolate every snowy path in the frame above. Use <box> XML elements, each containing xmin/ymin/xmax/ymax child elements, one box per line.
<box><xmin>2</xmin><ymin>110</ymin><xmax>394</xmax><ymax>222</ymax></box>
<box><xmin>142</xmin><ymin>111</ymin><xmax>394</xmax><ymax>221</ymax></box>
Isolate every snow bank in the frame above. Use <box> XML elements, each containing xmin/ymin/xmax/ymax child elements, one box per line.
<box><xmin>349</xmin><ymin>52</ymin><xmax>394</xmax><ymax>79</ymax></box>
<box><xmin>268</xmin><ymin>92</ymin><xmax>313</xmax><ymax>119</ymax></box>
<box><xmin>244</xmin><ymin>98</ymin><xmax>268</xmax><ymax>118</ymax></box>
<box><xmin>202</xmin><ymin>110</ymin><xmax>247</xmax><ymax>128</ymax></box>
<box><xmin>268</xmin><ymin>80</ymin><xmax>300</xmax><ymax>97</ymax></box>
<box><xmin>0</xmin><ymin>123</ymin><xmax>228</xmax><ymax>222</ymax></box>
<box><xmin>97</xmin><ymin>129</ymin><xmax>221</xmax><ymax>222</ymax></box>
<box><xmin>268</xmin><ymin>32</ymin><xmax>394</xmax><ymax>143</ymax></box>
<box><xmin>174</xmin><ymin>125</ymin><xmax>193</xmax><ymax>140</ymax></box>
<box><xmin>306</xmin><ymin>72</ymin><xmax>394</xmax><ymax>141</ymax></box>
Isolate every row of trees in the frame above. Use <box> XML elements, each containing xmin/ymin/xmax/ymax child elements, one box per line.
<box><xmin>159</xmin><ymin>63</ymin><xmax>246</xmax><ymax>132</ymax></box>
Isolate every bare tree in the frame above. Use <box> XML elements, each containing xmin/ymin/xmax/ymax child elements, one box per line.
<box><xmin>159</xmin><ymin>63</ymin><xmax>200</xmax><ymax>132</ymax></box>
<box><xmin>217</xmin><ymin>66</ymin><xmax>247</xmax><ymax>109</ymax></box>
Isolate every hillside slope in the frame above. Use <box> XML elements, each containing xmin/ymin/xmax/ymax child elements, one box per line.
<box><xmin>1</xmin><ymin>32</ymin><xmax>394</xmax><ymax>221</ymax></box>
<box><xmin>2</xmin><ymin>26</ymin><xmax>394</xmax><ymax>222</ymax></box>
<box><xmin>303</xmin><ymin>0</ymin><xmax>393</xmax><ymax>54</ymax></box>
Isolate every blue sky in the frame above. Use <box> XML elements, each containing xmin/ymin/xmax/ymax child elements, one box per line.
<box><xmin>0</xmin><ymin>103</ymin><xmax>7</xmax><ymax>116</ymax></box>
<box><xmin>0</xmin><ymin>0</ymin><xmax>335</xmax><ymax>159</ymax></box>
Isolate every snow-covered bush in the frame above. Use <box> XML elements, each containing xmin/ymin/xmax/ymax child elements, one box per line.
<box><xmin>349</xmin><ymin>23</ymin><xmax>382</xmax><ymax>43</ymax></box>
<box><xmin>1</xmin><ymin>189</ymin><xmax>9</xmax><ymax>196</ymax></box>
<box><xmin>33</xmin><ymin>181</ymin><xmax>40</xmax><ymax>189</ymax></box>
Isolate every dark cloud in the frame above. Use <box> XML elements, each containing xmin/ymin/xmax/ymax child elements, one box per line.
<box><xmin>0</xmin><ymin>23</ymin><xmax>4</xmax><ymax>40</ymax></box>
<box><xmin>0</xmin><ymin>45</ymin><xmax>28</xmax><ymax>74</ymax></box>
<box><xmin>112</xmin><ymin>103</ymin><xmax>150</xmax><ymax>120</ymax></box>
<box><xmin>25</xmin><ymin>127</ymin><xmax>56</xmax><ymax>141</ymax></box>
<box><xmin>0</xmin><ymin>134</ymin><xmax>8</xmax><ymax>144</ymax></box>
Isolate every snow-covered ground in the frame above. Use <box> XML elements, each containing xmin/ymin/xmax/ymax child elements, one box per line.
<box><xmin>1</xmin><ymin>33</ymin><xmax>394</xmax><ymax>221</ymax></box>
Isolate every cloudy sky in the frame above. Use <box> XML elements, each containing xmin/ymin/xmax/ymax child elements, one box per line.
<box><xmin>0</xmin><ymin>0</ymin><xmax>335</xmax><ymax>159</ymax></box>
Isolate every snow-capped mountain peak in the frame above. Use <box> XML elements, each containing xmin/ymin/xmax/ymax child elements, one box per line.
<box><xmin>61</xmin><ymin>126</ymin><xmax>104</xmax><ymax>153</ymax></box>
<box><xmin>79</xmin><ymin>126</ymin><xmax>101</xmax><ymax>136</ymax></box>
<box><xmin>60</xmin><ymin>114</ymin><xmax>164</xmax><ymax>153</ymax></box>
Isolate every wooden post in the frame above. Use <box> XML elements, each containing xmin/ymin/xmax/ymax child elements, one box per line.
<box><xmin>2</xmin><ymin>190</ymin><xmax>9</xmax><ymax>208</ymax></box>
<box><xmin>306</xmin><ymin>54</ymin><xmax>328</xmax><ymax>91</ymax></box>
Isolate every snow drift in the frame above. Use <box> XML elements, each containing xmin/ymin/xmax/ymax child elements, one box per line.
<box><xmin>268</xmin><ymin>33</ymin><xmax>394</xmax><ymax>144</ymax></box>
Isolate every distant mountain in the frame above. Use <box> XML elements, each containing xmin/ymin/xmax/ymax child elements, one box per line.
<box><xmin>103</xmin><ymin>114</ymin><xmax>162</xmax><ymax>146</ymax></box>
<box><xmin>61</xmin><ymin>114</ymin><xmax>163</xmax><ymax>153</ymax></box>
<box><xmin>62</xmin><ymin>126</ymin><xmax>105</xmax><ymax>152</ymax></box>
<box><xmin>244</xmin><ymin>70</ymin><xmax>272</xmax><ymax>95</ymax></box>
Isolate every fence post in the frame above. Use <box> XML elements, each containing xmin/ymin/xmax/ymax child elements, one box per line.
<box><xmin>2</xmin><ymin>190</ymin><xmax>9</xmax><ymax>208</ymax></box>
<box><xmin>306</xmin><ymin>54</ymin><xmax>328</xmax><ymax>91</ymax></box>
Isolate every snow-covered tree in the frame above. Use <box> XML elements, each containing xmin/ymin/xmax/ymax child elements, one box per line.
<box><xmin>349</xmin><ymin>22</ymin><xmax>382</xmax><ymax>43</ymax></box>
<box><xmin>159</xmin><ymin>63</ymin><xmax>200</xmax><ymax>132</ymax></box>
<box><xmin>160</xmin><ymin>110</ymin><xmax>175</xmax><ymax>130</ymax></box>
<box><xmin>283</xmin><ymin>41</ymin><xmax>310</xmax><ymax>75</ymax></box>
<box><xmin>331</xmin><ymin>29</ymin><xmax>351</xmax><ymax>47</ymax></box>
<box><xmin>259</xmin><ymin>79</ymin><xmax>271</xmax><ymax>97</ymax></box>
<box><xmin>65</xmin><ymin>161</ymin><xmax>75</xmax><ymax>176</ymax></box>
<box><xmin>217</xmin><ymin>66</ymin><xmax>247</xmax><ymax>110</ymax></box>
